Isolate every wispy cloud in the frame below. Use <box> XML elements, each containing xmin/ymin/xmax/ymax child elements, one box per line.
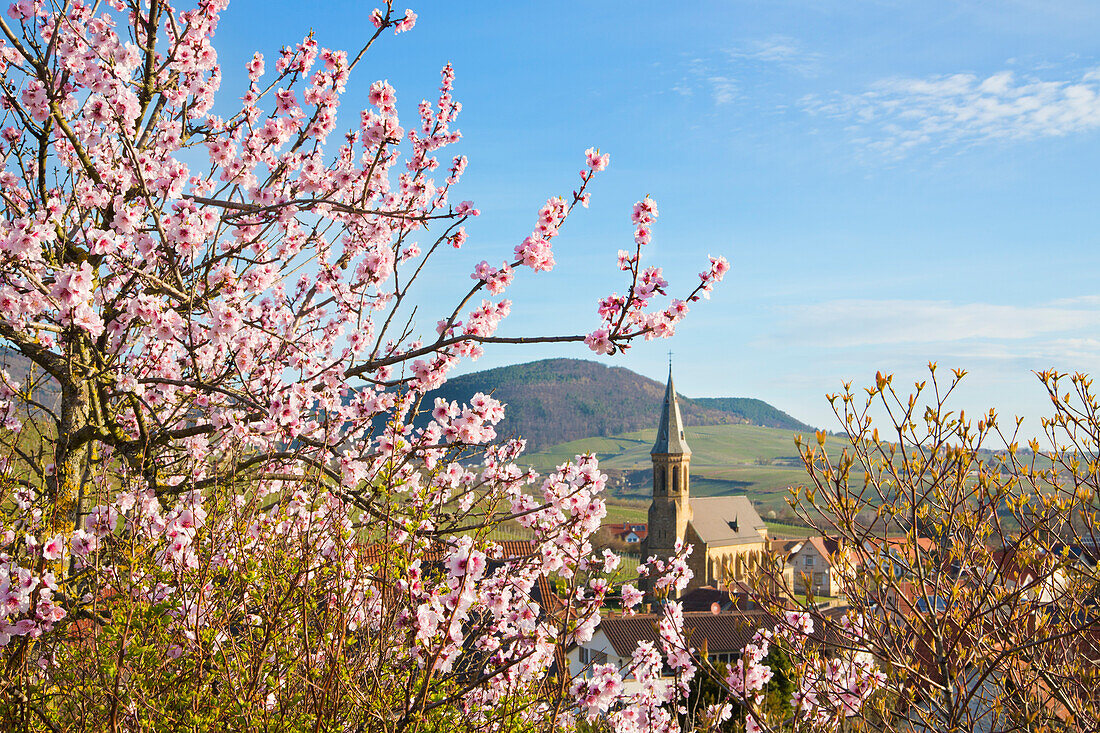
<box><xmin>782</xmin><ymin>298</ymin><xmax>1100</xmax><ymax>348</ymax></box>
<box><xmin>726</xmin><ymin>35</ymin><xmax>822</xmax><ymax>77</ymax></box>
<box><xmin>802</xmin><ymin>66</ymin><xmax>1100</xmax><ymax>157</ymax></box>
<box><xmin>671</xmin><ymin>36</ymin><xmax>819</xmax><ymax>107</ymax></box>
<box><xmin>708</xmin><ymin>75</ymin><xmax>738</xmax><ymax>105</ymax></box>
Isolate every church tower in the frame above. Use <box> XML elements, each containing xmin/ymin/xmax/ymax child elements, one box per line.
<box><xmin>642</xmin><ymin>368</ymin><xmax>692</xmax><ymax>600</ymax></box>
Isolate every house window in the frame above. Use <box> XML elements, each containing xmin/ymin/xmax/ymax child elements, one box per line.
<box><xmin>580</xmin><ymin>647</ymin><xmax>607</xmax><ymax>665</ymax></box>
<box><xmin>804</xmin><ymin>556</ymin><xmax>814</xmax><ymax>567</ymax></box>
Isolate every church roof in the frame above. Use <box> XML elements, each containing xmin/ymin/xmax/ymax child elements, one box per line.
<box><xmin>652</xmin><ymin>369</ymin><xmax>691</xmax><ymax>456</ymax></box>
<box><xmin>688</xmin><ymin>496</ymin><xmax>766</xmax><ymax>548</ymax></box>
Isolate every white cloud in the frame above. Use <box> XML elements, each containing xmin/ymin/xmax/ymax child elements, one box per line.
<box><xmin>726</xmin><ymin>35</ymin><xmax>822</xmax><ymax>77</ymax></box>
<box><xmin>803</xmin><ymin>66</ymin><xmax>1100</xmax><ymax>157</ymax></box>
<box><xmin>708</xmin><ymin>76</ymin><xmax>738</xmax><ymax>105</ymax></box>
<box><xmin>1048</xmin><ymin>294</ymin><xmax>1100</xmax><ymax>307</ymax></box>
<box><xmin>671</xmin><ymin>35</ymin><xmax>819</xmax><ymax>106</ymax></box>
<box><xmin>783</xmin><ymin>298</ymin><xmax>1100</xmax><ymax>347</ymax></box>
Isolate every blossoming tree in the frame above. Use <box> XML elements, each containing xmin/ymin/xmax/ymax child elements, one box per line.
<box><xmin>0</xmin><ymin>0</ymin><xmax>732</xmax><ymax>729</ymax></box>
<box><xmin>710</xmin><ymin>368</ymin><xmax>1100</xmax><ymax>733</ymax></box>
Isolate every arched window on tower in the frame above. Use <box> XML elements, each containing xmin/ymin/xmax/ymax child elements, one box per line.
<box><xmin>672</xmin><ymin>465</ymin><xmax>680</xmax><ymax>494</ymax></box>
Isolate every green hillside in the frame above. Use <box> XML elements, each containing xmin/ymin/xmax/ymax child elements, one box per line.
<box><xmin>425</xmin><ymin>358</ymin><xmax>813</xmax><ymax>450</ymax></box>
<box><xmin>529</xmin><ymin>422</ymin><xmax>1028</xmax><ymax>535</ymax></box>
<box><xmin>525</xmin><ymin>422</ymin><xmax>858</xmax><ymax>517</ymax></box>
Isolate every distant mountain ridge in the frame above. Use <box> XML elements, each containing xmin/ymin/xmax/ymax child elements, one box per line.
<box><xmin>425</xmin><ymin>359</ymin><xmax>813</xmax><ymax>450</ymax></box>
<box><xmin>691</xmin><ymin>397</ymin><xmax>810</xmax><ymax>432</ymax></box>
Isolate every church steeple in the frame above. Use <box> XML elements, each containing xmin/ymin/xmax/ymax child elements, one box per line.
<box><xmin>652</xmin><ymin>367</ymin><xmax>692</xmax><ymax>457</ymax></box>
<box><xmin>643</xmin><ymin>366</ymin><xmax>694</xmax><ymax>601</ymax></box>
<box><xmin>649</xmin><ymin>368</ymin><xmax>692</xmax><ymax>506</ymax></box>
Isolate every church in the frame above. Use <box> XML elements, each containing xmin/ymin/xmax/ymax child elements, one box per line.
<box><xmin>640</xmin><ymin>370</ymin><xmax>770</xmax><ymax>601</ymax></box>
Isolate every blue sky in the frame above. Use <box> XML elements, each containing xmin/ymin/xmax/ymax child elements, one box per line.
<box><xmin>218</xmin><ymin>1</ymin><xmax>1100</xmax><ymax>434</ymax></box>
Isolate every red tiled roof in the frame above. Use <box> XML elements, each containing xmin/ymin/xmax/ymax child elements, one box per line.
<box><xmin>862</xmin><ymin>535</ymin><xmax>936</xmax><ymax>560</ymax></box>
<box><xmin>604</xmin><ymin>523</ymin><xmax>648</xmax><ymax>540</ymax></box>
<box><xmin>989</xmin><ymin>547</ymin><xmax>1061</xmax><ymax>584</ymax></box>
<box><xmin>678</xmin><ymin>585</ymin><xmax>765</xmax><ymax>613</ymax></box>
<box><xmin>778</xmin><ymin>534</ymin><xmax>938</xmax><ymax>568</ymax></box>
<box><xmin>597</xmin><ymin>611</ymin><xmax>778</xmax><ymax>657</ymax></box>
<box><xmin>594</xmin><ymin>608</ymin><xmax>845</xmax><ymax>658</ymax></box>
<box><xmin>776</xmin><ymin>536</ymin><xmax>843</xmax><ymax>566</ymax></box>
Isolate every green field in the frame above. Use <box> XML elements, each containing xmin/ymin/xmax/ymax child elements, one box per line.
<box><xmin>603</xmin><ymin>498</ymin><xmax>648</xmax><ymax>524</ymax></box>
<box><xmin>525</xmin><ymin>423</ymin><xmax>862</xmax><ymax>517</ymax></box>
<box><xmin>764</xmin><ymin>521</ymin><xmax>823</xmax><ymax>538</ymax></box>
<box><xmin>526</xmin><ymin>423</ymin><xmax>807</xmax><ymax>471</ymax></box>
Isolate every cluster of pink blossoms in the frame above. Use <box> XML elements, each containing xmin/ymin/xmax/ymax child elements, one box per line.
<box><xmin>586</xmin><ymin>197</ymin><xmax>730</xmax><ymax>355</ymax></box>
<box><xmin>638</xmin><ymin>537</ymin><xmax>695</xmax><ymax>596</ymax></box>
<box><xmin>772</xmin><ymin>610</ymin><xmax>887</xmax><ymax>731</ymax></box>
<box><xmin>514</xmin><ymin>195</ymin><xmax>568</xmax><ymax>272</ymax></box>
<box><xmin>570</xmin><ymin>633</ymin><xmax>683</xmax><ymax>732</ymax></box>
<box><xmin>723</xmin><ymin>630</ymin><xmax>775</xmax><ymax>733</ymax></box>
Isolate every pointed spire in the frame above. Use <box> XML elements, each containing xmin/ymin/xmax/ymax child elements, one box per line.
<box><xmin>652</xmin><ymin>366</ymin><xmax>691</xmax><ymax>456</ymax></box>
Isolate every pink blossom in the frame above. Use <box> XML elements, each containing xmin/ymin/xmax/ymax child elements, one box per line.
<box><xmin>70</xmin><ymin>529</ymin><xmax>99</xmax><ymax>558</ymax></box>
<box><xmin>455</xmin><ymin>200</ymin><xmax>480</xmax><ymax>216</ymax></box>
<box><xmin>621</xmin><ymin>584</ymin><xmax>644</xmax><ymax>610</ymax></box>
<box><xmin>368</xmin><ymin>80</ymin><xmax>397</xmax><ymax>113</ymax></box>
<box><xmin>394</xmin><ymin>9</ymin><xmax>417</xmax><ymax>33</ymax></box>
<box><xmin>584</xmin><ymin>147</ymin><xmax>610</xmax><ymax>171</ymax></box>
<box><xmin>41</xmin><ymin>535</ymin><xmax>64</xmax><ymax>561</ymax></box>
<box><xmin>246</xmin><ymin>52</ymin><xmax>264</xmax><ymax>82</ymax></box>
<box><xmin>584</xmin><ymin>328</ymin><xmax>613</xmax><ymax>355</ymax></box>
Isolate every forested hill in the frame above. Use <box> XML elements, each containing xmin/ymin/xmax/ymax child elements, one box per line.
<box><xmin>424</xmin><ymin>358</ymin><xmax>813</xmax><ymax>450</ymax></box>
<box><xmin>691</xmin><ymin>397</ymin><xmax>812</xmax><ymax>432</ymax></box>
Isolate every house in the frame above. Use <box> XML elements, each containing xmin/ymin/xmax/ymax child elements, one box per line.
<box><xmin>857</xmin><ymin>535</ymin><xmax>938</xmax><ymax>578</ymax></box>
<box><xmin>640</xmin><ymin>369</ymin><xmax>770</xmax><ymax>601</ymax></box>
<box><xmin>986</xmin><ymin>547</ymin><xmax>1069</xmax><ymax>604</ymax></box>
<box><xmin>776</xmin><ymin>534</ymin><xmax>939</xmax><ymax>599</ymax></box>
<box><xmin>854</xmin><ymin>540</ymin><xmax>1100</xmax><ymax>732</ymax></box>
<box><xmin>604</xmin><ymin>522</ymin><xmax>648</xmax><ymax>544</ymax></box>
<box><xmin>778</xmin><ymin>536</ymin><xmax>847</xmax><ymax>598</ymax></box>
<box><xmin>872</xmin><ymin>577</ymin><xmax>1089</xmax><ymax>733</ymax></box>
